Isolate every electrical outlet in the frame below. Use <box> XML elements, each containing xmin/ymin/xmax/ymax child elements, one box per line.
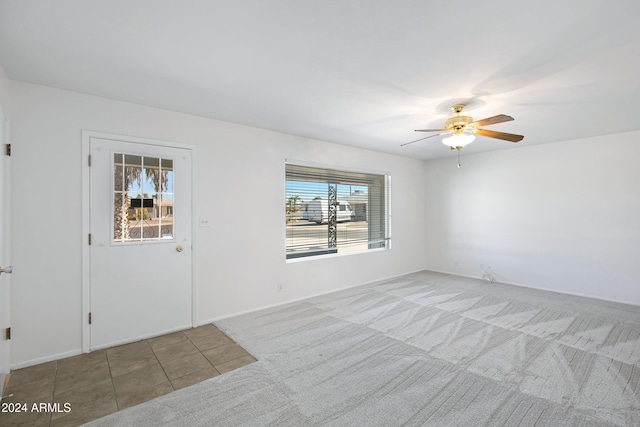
<box><xmin>199</xmin><ymin>218</ymin><xmax>210</xmax><ymax>227</ymax></box>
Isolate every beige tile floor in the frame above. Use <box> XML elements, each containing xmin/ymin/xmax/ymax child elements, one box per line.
<box><xmin>0</xmin><ymin>324</ymin><xmax>256</xmax><ymax>426</ymax></box>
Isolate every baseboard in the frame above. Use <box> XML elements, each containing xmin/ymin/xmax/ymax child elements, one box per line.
<box><xmin>423</xmin><ymin>268</ymin><xmax>640</xmax><ymax>308</ymax></box>
<box><xmin>198</xmin><ymin>268</ymin><xmax>427</xmax><ymax>326</ymax></box>
<box><xmin>89</xmin><ymin>323</ymin><xmax>192</xmax><ymax>352</ymax></box>
<box><xmin>10</xmin><ymin>348</ymin><xmax>82</xmax><ymax>370</ymax></box>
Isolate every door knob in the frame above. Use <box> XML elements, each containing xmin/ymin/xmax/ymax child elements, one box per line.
<box><xmin>0</xmin><ymin>266</ymin><xmax>13</xmax><ymax>275</ymax></box>
<box><xmin>176</xmin><ymin>245</ymin><xmax>184</xmax><ymax>252</ymax></box>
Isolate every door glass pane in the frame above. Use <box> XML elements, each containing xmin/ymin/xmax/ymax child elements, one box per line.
<box><xmin>113</xmin><ymin>153</ymin><xmax>174</xmax><ymax>243</ymax></box>
<box><xmin>113</xmin><ymin>154</ymin><xmax>124</xmax><ymax>191</ymax></box>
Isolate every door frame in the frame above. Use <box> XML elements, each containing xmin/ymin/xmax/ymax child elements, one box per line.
<box><xmin>0</xmin><ymin>109</ymin><xmax>11</xmax><ymax>385</ymax></box>
<box><xmin>81</xmin><ymin>130</ymin><xmax>197</xmax><ymax>353</ymax></box>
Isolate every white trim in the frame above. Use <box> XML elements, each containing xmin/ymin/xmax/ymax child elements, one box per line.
<box><xmin>190</xmin><ymin>142</ymin><xmax>198</xmax><ymax>328</ymax></box>
<box><xmin>81</xmin><ymin>130</ymin><xmax>197</xmax><ymax>353</ymax></box>
<box><xmin>197</xmin><ymin>268</ymin><xmax>425</xmax><ymax>325</ymax></box>
<box><xmin>286</xmin><ymin>246</ymin><xmax>388</xmax><ymax>263</ymax></box>
<box><xmin>0</xmin><ymin>112</ymin><xmax>11</xmax><ymax>384</ymax></box>
<box><xmin>285</xmin><ymin>158</ymin><xmax>391</xmax><ymax>176</ymax></box>
<box><xmin>83</xmin><ymin>130</ymin><xmax>195</xmax><ymax>151</ymax></box>
<box><xmin>386</xmin><ymin>173</ymin><xmax>392</xmax><ymax>250</ymax></box>
<box><xmin>11</xmin><ymin>349</ymin><xmax>83</xmax><ymax>370</ymax></box>
<box><xmin>202</xmin><ymin>267</ymin><xmax>640</xmax><ymax>328</ymax></box>
<box><xmin>423</xmin><ymin>268</ymin><xmax>640</xmax><ymax>308</ymax></box>
<box><xmin>81</xmin><ymin>132</ymin><xmax>91</xmax><ymax>353</ymax></box>
<box><xmin>87</xmin><ymin>324</ymin><xmax>192</xmax><ymax>352</ymax></box>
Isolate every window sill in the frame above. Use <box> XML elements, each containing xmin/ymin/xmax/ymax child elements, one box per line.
<box><xmin>285</xmin><ymin>246</ymin><xmax>389</xmax><ymax>263</ymax></box>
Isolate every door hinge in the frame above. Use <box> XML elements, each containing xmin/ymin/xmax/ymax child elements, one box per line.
<box><xmin>88</xmin><ymin>312</ymin><xmax>92</xmax><ymax>325</ymax></box>
<box><xmin>88</xmin><ymin>154</ymin><xmax>91</xmax><ymax>167</ymax></box>
<box><xmin>88</xmin><ymin>233</ymin><xmax>92</xmax><ymax>245</ymax></box>
<box><xmin>4</xmin><ymin>328</ymin><xmax>10</xmax><ymax>340</ymax></box>
<box><xmin>4</xmin><ymin>144</ymin><xmax>10</xmax><ymax>157</ymax></box>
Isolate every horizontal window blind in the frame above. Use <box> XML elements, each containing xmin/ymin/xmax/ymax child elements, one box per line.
<box><xmin>286</xmin><ymin>163</ymin><xmax>390</xmax><ymax>259</ymax></box>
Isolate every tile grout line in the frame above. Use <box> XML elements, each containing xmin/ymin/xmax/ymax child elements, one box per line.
<box><xmin>105</xmin><ymin>347</ymin><xmax>121</xmax><ymax>412</ymax></box>
<box><xmin>47</xmin><ymin>360</ymin><xmax>59</xmax><ymax>427</ymax></box>
<box><xmin>187</xmin><ymin>334</ymin><xmax>222</xmax><ymax>379</ymax></box>
<box><xmin>148</xmin><ymin>336</ymin><xmax>178</xmax><ymax>393</ymax></box>
<box><xmin>2</xmin><ymin>324</ymin><xmax>257</xmax><ymax>425</ymax></box>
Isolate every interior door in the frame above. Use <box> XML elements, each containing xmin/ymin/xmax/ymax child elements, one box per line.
<box><xmin>89</xmin><ymin>137</ymin><xmax>192</xmax><ymax>350</ymax></box>
<box><xmin>0</xmin><ymin>109</ymin><xmax>10</xmax><ymax>384</ymax></box>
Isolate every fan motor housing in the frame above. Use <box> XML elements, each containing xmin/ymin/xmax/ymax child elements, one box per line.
<box><xmin>444</xmin><ymin>115</ymin><xmax>473</xmax><ymax>130</ymax></box>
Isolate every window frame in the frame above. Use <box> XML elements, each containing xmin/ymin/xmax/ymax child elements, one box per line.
<box><xmin>285</xmin><ymin>160</ymin><xmax>391</xmax><ymax>261</ymax></box>
<box><xmin>111</xmin><ymin>151</ymin><xmax>176</xmax><ymax>245</ymax></box>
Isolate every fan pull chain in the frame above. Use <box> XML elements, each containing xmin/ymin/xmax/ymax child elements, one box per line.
<box><xmin>457</xmin><ymin>148</ymin><xmax>461</xmax><ymax>168</ymax></box>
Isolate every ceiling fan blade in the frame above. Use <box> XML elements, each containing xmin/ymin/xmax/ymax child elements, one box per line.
<box><xmin>401</xmin><ymin>133</ymin><xmax>446</xmax><ymax>147</ymax></box>
<box><xmin>470</xmin><ymin>114</ymin><xmax>514</xmax><ymax>127</ymax></box>
<box><xmin>414</xmin><ymin>128</ymin><xmax>446</xmax><ymax>132</ymax></box>
<box><xmin>476</xmin><ymin>129</ymin><xmax>524</xmax><ymax>142</ymax></box>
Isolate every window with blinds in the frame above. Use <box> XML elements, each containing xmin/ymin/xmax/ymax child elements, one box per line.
<box><xmin>285</xmin><ymin>163</ymin><xmax>390</xmax><ymax>259</ymax></box>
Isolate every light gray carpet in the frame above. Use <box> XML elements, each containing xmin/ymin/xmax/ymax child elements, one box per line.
<box><xmin>86</xmin><ymin>271</ymin><xmax>640</xmax><ymax>426</ymax></box>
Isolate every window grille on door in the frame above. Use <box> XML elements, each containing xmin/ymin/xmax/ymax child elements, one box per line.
<box><xmin>113</xmin><ymin>153</ymin><xmax>174</xmax><ymax>242</ymax></box>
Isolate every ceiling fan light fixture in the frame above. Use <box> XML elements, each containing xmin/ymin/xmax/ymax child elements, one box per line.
<box><xmin>442</xmin><ymin>133</ymin><xmax>475</xmax><ymax>148</ymax></box>
<box><xmin>404</xmin><ymin>104</ymin><xmax>523</xmax><ymax>153</ymax></box>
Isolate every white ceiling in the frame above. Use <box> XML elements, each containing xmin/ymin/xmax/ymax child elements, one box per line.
<box><xmin>1</xmin><ymin>0</ymin><xmax>639</xmax><ymax>160</ymax></box>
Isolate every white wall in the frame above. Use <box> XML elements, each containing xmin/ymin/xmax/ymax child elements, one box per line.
<box><xmin>11</xmin><ymin>78</ymin><xmax>638</xmax><ymax>368</ymax></box>
<box><xmin>8</xmin><ymin>81</ymin><xmax>427</xmax><ymax>367</ymax></box>
<box><xmin>424</xmin><ymin>131</ymin><xmax>640</xmax><ymax>305</ymax></box>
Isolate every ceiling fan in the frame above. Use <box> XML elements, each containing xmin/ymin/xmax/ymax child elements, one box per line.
<box><xmin>402</xmin><ymin>104</ymin><xmax>524</xmax><ymax>165</ymax></box>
